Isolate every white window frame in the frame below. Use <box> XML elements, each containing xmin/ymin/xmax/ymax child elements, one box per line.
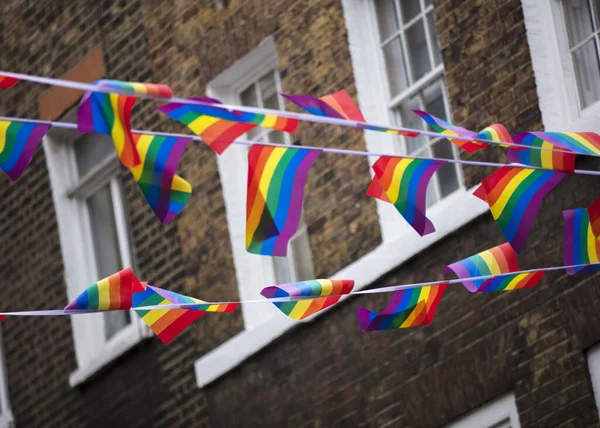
<box><xmin>207</xmin><ymin>36</ymin><xmax>314</xmax><ymax>331</ymax></box>
<box><xmin>523</xmin><ymin>0</ymin><xmax>600</xmax><ymax>131</ymax></box>
<box><xmin>194</xmin><ymin>29</ymin><xmax>488</xmax><ymax>387</ymax></box>
<box><xmin>0</xmin><ymin>330</ymin><xmax>13</xmax><ymax>428</ymax></box>
<box><xmin>44</xmin><ymin>123</ymin><xmax>150</xmax><ymax>387</ymax></box>
<box><xmin>587</xmin><ymin>343</ymin><xmax>600</xmax><ymax>410</ymax></box>
<box><xmin>445</xmin><ymin>394</ymin><xmax>521</xmax><ymax>428</ymax></box>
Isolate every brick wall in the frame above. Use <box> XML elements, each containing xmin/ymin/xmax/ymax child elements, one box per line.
<box><xmin>1</xmin><ymin>0</ymin><xmax>599</xmax><ymax>427</ymax></box>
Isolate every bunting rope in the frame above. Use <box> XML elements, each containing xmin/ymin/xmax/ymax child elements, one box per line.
<box><xmin>3</xmin><ymin>115</ymin><xmax>600</xmax><ymax>177</ymax></box>
<box><xmin>0</xmin><ymin>70</ymin><xmax>585</xmax><ymax>157</ymax></box>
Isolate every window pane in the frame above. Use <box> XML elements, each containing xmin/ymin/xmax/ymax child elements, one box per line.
<box><xmin>240</xmin><ymin>84</ymin><xmax>262</xmax><ymax>140</ymax></box>
<box><xmin>564</xmin><ymin>0</ymin><xmax>595</xmax><ymax>46</ymax></box>
<box><xmin>383</xmin><ymin>36</ymin><xmax>410</xmax><ymax>96</ymax></box>
<box><xmin>289</xmin><ymin>231</ymin><xmax>314</xmax><ymax>281</ymax></box>
<box><xmin>375</xmin><ymin>0</ymin><xmax>399</xmax><ymax>41</ymax></box>
<box><xmin>399</xmin><ymin>95</ymin><xmax>426</xmax><ymax>154</ymax></box>
<box><xmin>425</xmin><ymin>0</ymin><xmax>433</xmax><ymax>7</ymax></box>
<box><xmin>432</xmin><ymin>139</ymin><xmax>460</xmax><ymax>197</ymax></box>
<box><xmin>406</xmin><ymin>19</ymin><xmax>432</xmax><ymax>81</ymax></box>
<box><xmin>273</xmin><ymin>256</ymin><xmax>293</xmax><ymax>284</ymax></box>
<box><xmin>86</xmin><ymin>184</ymin><xmax>130</xmax><ymax>339</ymax></box>
<box><xmin>75</xmin><ymin>133</ymin><xmax>114</xmax><ymax>179</ymax></box>
<box><xmin>259</xmin><ymin>72</ymin><xmax>278</xmax><ymax>102</ymax></box>
<box><xmin>400</xmin><ymin>0</ymin><xmax>421</xmax><ymax>23</ymax></box>
<box><xmin>268</xmin><ymin>130</ymin><xmax>287</xmax><ymax>145</ymax></box>
<box><xmin>427</xmin><ymin>12</ymin><xmax>443</xmax><ymax>65</ymax></box>
<box><xmin>423</xmin><ymin>82</ymin><xmax>447</xmax><ymax>119</ymax></box>
<box><xmin>572</xmin><ymin>39</ymin><xmax>600</xmax><ymax>107</ymax></box>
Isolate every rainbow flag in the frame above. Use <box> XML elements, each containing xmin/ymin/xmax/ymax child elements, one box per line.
<box><xmin>413</xmin><ymin>110</ymin><xmax>485</xmax><ymax>153</ymax></box>
<box><xmin>261</xmin><ymin>279</ymin><xmax>354</xmax><ymax>320</ymax></box>
<box><xmin>246</xmin><ymin>144</ymin><xmax>320</xmax><ymax>256</ymax></box>
<box><xmin>474</xmin><ymin>271</ymin><xmax>545</xmax><ymax>292</ymax></box>
<box><xmin>0</xmin><ymin>120</ymin><xmax>51</xmax><ymax>180</ymax></box>
<box><xmin>473</xmin><ymin>166</ymin><xmax>564</xmax><ymax>253</ymax></box>
<box><xmin>357</xmin><ymin>284</ymin><xmax>447</xmax><ymax>331</ymax></box>
<box><xmin>132</xmin><ymin>285</ymin><xmax>237</xmax><ymax>344</ymax></box>
<box><xmin>283</xmin><ymin>90</ymin><xmax>419</xmax><ymax>137</ymax></box>
<box><xmin>77</xmin><ymin>79</ymin><xmax>172</xmax><ymax>168</ymax></box>
<box><xmin>563</xmin><ymin>208</ymin><xmax>600</xmax><ymax>275</ymax></box>
<box><xmin>130</xmin><ymin>134</ymin><xmax>192</xmax><ymax>223</ymax></box>
<box><xmin>0</xmin><ymin>75</ymin><xmax>19</xmax><ymax>89</ymax></box>
<box><xmin>588</xmin><ymin>196</ymin><xmax>600</xmax><ymax>241</ymax></box>
<box><xmin>64</xmin><ymin>268</ymin><xmax>144</xmax><ymax>310</ymax></box>
<box><xmin>366</xmin><ymin>156</ymin><xmax>445</xmax><ymax>236</ymax></box>
<box><xmin>446</xmin><ymin>243</ymin><xmax>518</xmax><ymax>292</ymax></box>
<box><xmin>508</xmin><ymin>133</ymin><xmax>576</xmax><ymax>172</ymax></box>
<box><xmin>158</xmin><ymin>98</ymin><xmax>298</xmax><ymax>154</ymax></box>
<box><xmin>514</xmin><ymin>131</ymin><xmax>600</xmax><ymax>157</ymax></box>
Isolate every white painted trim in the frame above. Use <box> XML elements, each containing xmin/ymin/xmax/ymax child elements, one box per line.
<box><xmin>43</xmin><ymin>129</ymin><xmax>148</xmax><ymax>387</ymax></box>
<box><xmin>195</xmin><ymin>189</ymin><xmax>488</xmax><ymax>387</ymax></box>
<box><xmin>445</xmin><ymin>394</ymin><xmax>521</xmax><ymax>428</ymax></box>
<box><xmin>522</xmin><ymin>0</ymin><xmax>600</xmax><ymax>132</ymax></box>
<box><xmin>587</xmin><ymin>343</ymin><xmax>600</xmax><ymax>411</ymax></box>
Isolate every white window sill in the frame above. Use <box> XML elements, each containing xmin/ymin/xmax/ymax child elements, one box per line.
<box><xmin>195</xmin><ymin>188</ymin><xmax>489</xmax><ymax>387</ymax></box>
<box><xmin>0</xmin><ymin>414</ymin><xmax>14</xmax><ymax>428</ymax></box>
<box><xmin>69</xmin><ymin>322</ymin><xmax>151</xmax><ymax>387</ymax></box>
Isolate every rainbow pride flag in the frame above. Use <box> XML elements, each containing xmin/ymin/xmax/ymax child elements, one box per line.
<box><xmin>132</xmin><ymin>285</ymin><xmax>237</xmax><ymax>344</ymax></box>
<box><xmin>366</xmin><ymin>156</ymin><xmax>445</xmax><ymax>236</ymax></box>
<box><xmin>446</xmin><ymin>243</ymin><xmax>519</xmax><ymax>292</ymax></box>
<box><xmin>283</xmin><ymin>90</ymin><xmax>419</xmax><ymax>137</ymax></box>
<box><xmin>474</xmin><ymin>271</ymin><xmax>545</xmax><ymax>292</ymax></box>
<box><xmin>357</xmin><ymin>284</ymin><xmax>447</xmax><ymax>331</ymax></box>
<box><xmin>130</xmin><ymin>134</ymin><xmax>192</xmax><ymax>223</ymax></box>
<box><xmin>563</xmin><ymin>208</ymin><xmax>600</xmax><ymax>275</ymax></box>
<box><xmin>0</xmin><ymin>75</ymin><xmax>19</xmax><ymax>89</ymax></box>
<box><xmin>158</xmin><ymin>98</ymin><xmax>298</xmax><ymax>154</ymax></box>
<box><xmin>413</xmin><ymin>110</ymin><xmax>485</xmax><ymax>153</ymax></box>
<box><xmin>246</xmin><ymin>144</ymin><xmax>320</xmax><ymax>256</ymax></box>
<box><xmin>0</xmin><ymin>120</ymin><xmax>50</xmax><ymax>180</ymax></box>
<box><xmin>508</xmin><ymin>133</ymin><xmax>576</xmax><ymax>172</ymax></box>
<box><xmin>514</xmin><ymin>131</ymin><xmax>600</xmax><ymax>157</ymax></box>
<box><xmin>261</xmin><ymin>279</ymin><xmax>354</xmax><ymax>320</ymax></box>
<box><xmin>588</xmin><ymin>196</ymin><xmax>600</xmax><ymax>241</ymax></box>
<box><xmin>77</xmin><ymin>79</ymin><xmax>172</xmax><ymax>168</ymax></box>
<box><xmin>64</xmin><ymin>268</ymin><xmax>144</xmax><ymax>310</ymax></box>
<box><xmin>473</xmin><ymin>166</ymin><xmax>564</xmax><ymax>253</ymax></box>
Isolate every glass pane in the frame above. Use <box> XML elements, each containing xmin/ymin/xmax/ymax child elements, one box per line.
<box><xmin>259</xmin><ymin>72</ymin><xmax>278</xmax><ymax>101</ymax></box>
<box><xmin>383</xmin><ymin>36</ymin><xmax>410</xmax><ymax>96</ymax></box>
<box><xmin>432</xmin><ymin>139</ymin><xmax>460</xmax><ymax>197</ymax></box>
<box><xmin>563</xmin><ymin>0</ymin><xmax>594</xmax><ymax>46</ymax></box>
<box><xmin>375</xmin><ymin>0</ymin><xmax>399</xmax><ymax>41</ymax></box>
<box><xmin>289</xmin><ymin>231</ymin><xmax>314</xmax><ymax>281</ymax></box>
<box><xmin>86</xmin><ymin>184</ymin><xmax>130</xmax><ymax>339</ymax></box>
<box><xmin>268</xmin><ymin>131</ymin><xmax>287</xmax><ymax>145</ymax></box>
<box><xmin>400</xmin><ymin>0</ymin><xmax>421</xmax><ymax>23</ymax></box>
<box><xmin>425</xmin><ymin>0</ymin><xmax>433</xmax><ymax>7</ymax></box>
<box><xmin>572</xmin><ymin>39</ymin><xmax>600</xmax><ymax>107</ymax></box>
<box><xmin>273</xmin><ymin>256</ymin><xmax>293</xmax><ymax>284</ymax></box>
<box><xmin>423</xmin><ymin>82</ymin><xmax>447</xmax><ymax>119</ymax></box>
<box><xmin>75</xmin><ymin>133</ymin><xmax>115</xmax><ymax>179</ymax></box>
<box><xmin>399</xmin><ymin>95</ymin><xmax>426</xmax><ymax>154</ymax></box>
<box><xmin>405</xmin><ymin>19</ymin><xmax>432</xmax><ymax>81</ymax></box>
<box><xmin>240</xmin><ymin>83</ymin><xmax>262</xmax><ymax>140</ymax></box>
<box><xmin>427</xmin><ymin>12</ymin><xmax>443</xmax><ymax>65</ymax></box>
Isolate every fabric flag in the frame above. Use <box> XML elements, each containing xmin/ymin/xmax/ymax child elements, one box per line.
<box><xmin>513</xmin><ymin>131</ymin><xmax>600</xmax><ymax>157</ymax></box>
<box><xmin>0</xmin><ymin>75</ymin><xmax>19</xmax><ymax>89</ymax></box>
<box><xmin>507</xmin><ymin>133</ymin><xmax>576</xmax><ymax>172</ymax></box>
<box><xmin>562</xmin><ymin>208</ymin><xmax>600</xmax><ymax>275</ymax></box>
<box><xmin>132</xmin><ymin>285</ymin><xmax>237</xmax><ymax>344</ymax></box>
<box><xmin>64</xmin><ymin>267</ymin><xmax>144</xmax><ymax>310</ymax></box>
<box><xmin>473</xmin><ymin>166</ymin><xmax>564</xmax><ymax>253</ymax></box>
<box><xmin>77</xmin><ymin>79</ymin><xmax>173</xmax><ymax>168</ymax></box>
<box><xmin>282</xmin><ymin>90</ymin><xmax>419</xmax><ymax>137</ymax></box>
<box><xmin>0</xmin><ymin>120</ymin><xmax>51</xmax><ymax>180</ymax></box>
<box><xmin>158</xmin><ymin>97</ymin><xmax>298</xmax><ymax>154</ymax></box>
<box><xmin>357</xmin><ymin>284</ymin><xmax>448</xmax><ymax>331</ymax></box>
<box><xmin>445</xmin><ymin>242</ymin><xmax>543</xmax><ymax>292</ymax></box>
<box><xmin>261</xmin><ymin>279</ymin><xmax>354</xmax><ymax>320</ymax></box>
<box><xmin>129</xmin><ymin>134</ymin><xmax>192</xmax><ymax>223</ymax></box>
<box><xmin>413</xmin><ymin>110</ymin><xmax>486</xmax><ymax>153</ymax></box>
<box><xmin>588</xmin><ymin>196</ymin><xmax>600</xmax><ymax>241</ymax></box>
<box><xmin>366</xmin><ymin>156</ymin><xmax>445</xmax><ymax>236</ymax></box>
<box><xmin>246</xmin><ymin>144</ymin><xmax>320</xmax><ymax>256</ymax></box>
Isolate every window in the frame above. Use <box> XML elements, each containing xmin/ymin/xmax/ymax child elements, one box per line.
<box><xmin>44</xmin><ymin>120</ymin><xmax>148</xmax><ymax>386</ymax></box>
<box><xmin>208</xmin><ymin>36</ymin><xmax>315</xmax><ymax>330</ymax></box>
<box><xmin>587</xmin><ymin>343</ymin><xmax>600</xmax><ymax>410</ymax></box>
<box><xmin>0</xmin><ymin>330</ymin><xmax>13</xmax><ymax>428</ymax></box>
<box><xmin>374</xmin><ymin>0</ymin><xmax>460</xmax><ymax>206</ymax></box>
<box><xmin>445</xmin><ymin>394</ymin><xmax>521</xmax><ymax>428</ymax></box>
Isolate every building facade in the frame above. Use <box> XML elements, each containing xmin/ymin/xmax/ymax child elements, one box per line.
<box><xmin>1</xmin><ymin>0</ymin><xmax>600</xmax><ymax>426</ymax></box>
